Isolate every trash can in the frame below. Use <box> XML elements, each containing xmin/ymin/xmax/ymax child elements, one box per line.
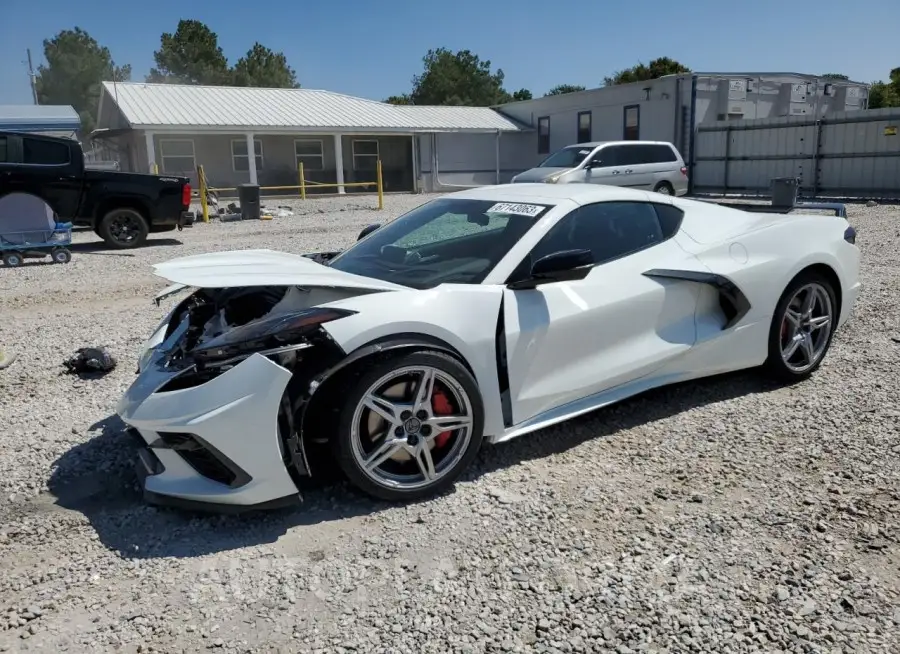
<box><xmin>770</xmin><ymin>177</ymin><xmax>799</xmax><ymax>208</ymax></box>
<box><xmin>238</xmin><ymin>184</ymin><xmax>261</xmax><ymax>220</ymax></box>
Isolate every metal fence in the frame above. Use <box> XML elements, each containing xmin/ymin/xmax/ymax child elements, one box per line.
<box><xmin>691</xmin><ymin>107</ymin><xmax>900</xmax><ymax>200</ymax></box>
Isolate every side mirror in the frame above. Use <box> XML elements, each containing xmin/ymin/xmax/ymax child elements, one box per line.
<box><xmin>507</xmin><ymin>249</ymin><xmax>593</xmax><ymax>290</ymax></box>
<box><xmin>584</xmin><ymin>159</ymin><xmax>602</xmax><ymax>169</ymax></box>
<box><xmin>357</xmin><ymin>223</ymin><xmax>380</xmax><ymax>241</ymax></box>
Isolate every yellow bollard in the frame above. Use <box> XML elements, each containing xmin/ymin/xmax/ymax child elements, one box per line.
<box><xmin>376</xmin><ymin>159</ymin><xmax>384</xmax><ymax>210</ymax></box>
<box><xmin>197</xmin><ymin>165</ymin><xmax>209</xmax><ymax>223</ymax></box>
<box><xmin>152</xmin><ymin>163</ymin><xmax>158</xmax><ymax>175</ymax></box>
<box><xmin>299</xmin><ymin>162</ymin><xmax>306</xmax><ymax>200</ymax></box>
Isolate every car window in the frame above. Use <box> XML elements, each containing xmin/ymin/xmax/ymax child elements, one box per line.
<box><xmin>328</xmin><ymin>197</ymin><xmax>552</xmax><ymax>289</ymax></box>
<box><xmin>614</xmin><ymin>144</ymin><xmax>646</xmax><ymax>166</ymax></box>
<box><xmin>22</xmin><ymin>137</ymin><xmax>70</xmax><ymax>166</ymax></box>
<box><xmin>651</xmin><ymin>144</ymin><xmax>678</xmax><ymax>163</ymax></box>
<box><xmin>529</xmin><ymin>201</ymin><xmax>667</xmax><ymax>267</ymax></box>
<box><xmin>0</xmin><ymin>136</ymin><xmax>7</xmax><ymax>163</ymax></box>
<box><xmin>591</xmin><ymin>146</ymin><xmax>618</xmax><ymax>167</ymax></box>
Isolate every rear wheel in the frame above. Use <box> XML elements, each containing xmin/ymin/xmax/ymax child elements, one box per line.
<box><xmin>2</xmin><ymin>251</ymin><xmax>23</xmax><ymax>267</ymax></box>
<box><xmin>51</xmin><ymin>247</ymin><xmax>71</xmax><ymax>264</ymax></box>
<box><xmin>333</xmin><ymin>350</ymin><xmax>485</xmax><ymax>501</ymax></box>
<box><xmin>763</xmin><ymin>272</ymin><xmax>837</xmax><ymax>381</ymax></box>
<box><xmin>97</xmin><ymin>208</ymin><xmax>149</xmax><ymax>249</ymax></box>
<box><xmin>653</xmin><ymin>181</ymin><xmax>674</xmax><ymax>195</ymax></box>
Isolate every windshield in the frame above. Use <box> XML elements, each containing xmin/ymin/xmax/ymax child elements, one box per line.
<box><xmin>327</xmin><ymin>198</ymin><xmax>552</xmax><ymax>289</ymax></box>
<box><xmin>538</xmin><ymin>146</ymin><xmax>596</xmax><ymax>168</ymax></box>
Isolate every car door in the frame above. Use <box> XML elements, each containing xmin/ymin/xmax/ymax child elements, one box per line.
<box><xmin>614</xmin><ymin>143</ymin><xmax>655</xmax><ymax>190</ymax></box>
<box><xmin>0</xmin><ymin>133</ymin><xmax>83</xmax><ymax>220</ymax></box>
<box><xmin>583</xmin><ymin>145</ymin><xmax>622</xmax><ymax>186</ymax></box>
<box><xmin>501</xmin><ymin>200</ymin><xmax>698</xmax><ymax>426</ymax></box>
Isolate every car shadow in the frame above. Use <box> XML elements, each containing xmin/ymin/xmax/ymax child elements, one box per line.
<box><xmin>69</xmin><ymin>238</ymin><xmax>183</xmax><ymax>255</ymax></box>
<box><xmin>45</xmin><ymin>370</ymin><xmax>782</xmax><ymax>560</ymax></box>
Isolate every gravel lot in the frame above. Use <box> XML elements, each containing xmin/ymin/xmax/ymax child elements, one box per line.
<box><xmin>0</xmin><ymin>193</ymin><xmax>898</xmax><ymax>654</ymax></box>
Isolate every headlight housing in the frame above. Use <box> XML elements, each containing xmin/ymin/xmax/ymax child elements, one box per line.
<box><xmin>191</xmin><ymin>307</ymin><xmax>356</xmax><ymax>364</ymax></box>
<box><xmin>544</xmin><ymin>174</ymin><xmax>562</xmax><ymax>184</ymax></box>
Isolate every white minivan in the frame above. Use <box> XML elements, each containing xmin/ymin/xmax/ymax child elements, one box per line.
<box><xmin>511</xmin><ymin>140</ymin><xmax>689</xmax><ymax>196</ymax></box>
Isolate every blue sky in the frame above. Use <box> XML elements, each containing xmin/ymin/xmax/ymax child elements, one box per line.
<box><xmin>0</xmin><ymin>0</ymin><xmax>894</xmax><ymax>104</ymax></box>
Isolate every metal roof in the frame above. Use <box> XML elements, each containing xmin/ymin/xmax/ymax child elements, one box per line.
<box><xmin>100</xmin><ymin>82</ymin><xmax>527</xmax><ymax>133</ymax></box>
<box><xmin>0</xmin><ymin>105</ymin><xmax>81</xmax><ymax>132</ymax></box>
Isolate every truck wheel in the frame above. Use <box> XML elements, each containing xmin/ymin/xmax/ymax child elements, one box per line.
<box><xmin>98</xmin><ymin>208</ymin><xmax>149</xmax><ymax>249</ymax></box>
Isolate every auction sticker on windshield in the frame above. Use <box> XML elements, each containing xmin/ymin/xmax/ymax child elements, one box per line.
<box><xmin>486</xmin><ymin>202</ymin><xmax>546</xmax><ymax>217</ymax></box>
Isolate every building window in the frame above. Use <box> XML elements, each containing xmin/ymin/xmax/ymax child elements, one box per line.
<box><xmin>231</xmin><ymin>138</ymin><xmax>264</xmax><ymax>172</ymax></box>
<box><xmin>537</xmin><ymin>116</ymin><xmax>550</xmax><ymax>154</ymax></box>
<box><xmin>577</xmin><ymin>111</ymin><xmax>592</xmax><ymax>143</ymax></box>
<box><xmin>159</xmin><ymin>139</ymin><xmax>196</xmax><ymax>174</ymax></box>
<box><xmin>294</xmin><ymin>139</ymin><xmax>324</xmax><ymax>171</ymax></box>
<box><xmin>623</xmin><ymin>105</ymin><xmax>640</xmax><ymax>140</ymax></box>
<box><xmin>352</xmin><ymin>139</ymin><xmax>379</xmax><ymax>170</ymax></box>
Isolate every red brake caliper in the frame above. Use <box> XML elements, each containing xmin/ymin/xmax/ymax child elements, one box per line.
<box><xmin>431</xmin><ymin>390</ymin><xmax>454</xmax><ymax>448</ymax></box>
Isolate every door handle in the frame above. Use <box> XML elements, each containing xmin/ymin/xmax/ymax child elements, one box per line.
<box><xmin>624</xmin><ymin>169</ymin><xmax>633</xmax><ymax>174</ymax></box>
<box><xmin>611</xmin><ymin>170</ymin><xmax>621</xmax><ymax>175</ymax></box>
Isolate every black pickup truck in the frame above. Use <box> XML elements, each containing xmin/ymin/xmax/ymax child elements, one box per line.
<box><xmin>0</xmin><ymin>131</ymin><xmax>193</xmax><ymax>249</ymax></box>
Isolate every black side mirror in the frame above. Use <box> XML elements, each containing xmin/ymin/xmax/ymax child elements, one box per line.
<box><xmin>584</xmin><ymin>159</ymin><xmax>602</xmax><ymax>169</ymax></box>
<box><xmin>507</xmin><ymin>249</ymin><xmax>593</xmax><ymax>290</ymax></box>
<box><xmin>357</xmin><ymin>223</ymin><xmax>380</xmax><ymax>241</ymax></box>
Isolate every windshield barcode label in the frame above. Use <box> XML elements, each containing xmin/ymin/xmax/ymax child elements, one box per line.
<box><xmin>486</xmin><ymin>202</ymin><xmax>545</xmax><ymax>217</ymax></box>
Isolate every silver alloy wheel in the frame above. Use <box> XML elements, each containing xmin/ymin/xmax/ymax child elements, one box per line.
<box><xmin>656</xmin><ymin>184</ymin><xmax>672</xmax><ymax>195</ymax></box>
<box><xmin>349</xmin><ymin>365</ymin><xmax>474</xmax><ymax>491</ymax></box>
<box><xmin>779</xmin><ymin>282</ymin><xmax>834</xmax><ymax>373</ymax></box>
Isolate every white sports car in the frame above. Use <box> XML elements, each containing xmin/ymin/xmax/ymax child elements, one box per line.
<box><xmin>118</xmin><ymin>184</ymin><xmax>861</xmax><ymax>512</ymax></box>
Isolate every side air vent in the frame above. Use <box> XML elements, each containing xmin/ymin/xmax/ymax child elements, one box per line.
<box><xmin>642</xmin><ymin>268</ymin><xmax>751</xmax><ymax>330</ymax></box>
<box><xmin>150</xmin><ymin>432</ymin><xmax>251</xmax><ymax>488</ymax></box>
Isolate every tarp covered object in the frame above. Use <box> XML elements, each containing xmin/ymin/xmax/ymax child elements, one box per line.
<box><xmin>0</xmin><ymin>192</ymin><xmax>56</xmax><ymax>245</ymax></box>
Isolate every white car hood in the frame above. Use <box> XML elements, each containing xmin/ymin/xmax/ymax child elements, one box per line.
<box><xmin>152</xmin><ymin>249</ymin><xmax>407</xmax><ymax>292</ymax></box>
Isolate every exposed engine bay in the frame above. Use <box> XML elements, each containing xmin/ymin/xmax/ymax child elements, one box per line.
<box><xmin>157</xmin><ymin>285</ymin><xmax>376</xmax><ymax>371</ymax></box>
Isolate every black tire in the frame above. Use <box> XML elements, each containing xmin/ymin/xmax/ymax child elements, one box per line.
<box><xmin>51</xmin><ymin>247</ymin><xmax>71</xmax><ymax>264</ymax></box>
<box><xmin>653</xmin><ymin>181</ymin><xmax>674</xmax><ymax>195</ymax></box>
<box><xmin>2</xmin><ymin>251</ymin><xmax>23</xmax><ymax>267</ymax></box>
<box><xmin>97</xmin><ymin>208</ymin><xmax>149</xmax><ymax>249</ymax></box>
<box><xmin>333</xmin><ymin>350</ymin><xmax>485</xmax><ymax>502</ymax></box>
<box><xmin>763</xmin><ymin>271</ymin><xmax>838</xmax><ymax>382</ymax></box>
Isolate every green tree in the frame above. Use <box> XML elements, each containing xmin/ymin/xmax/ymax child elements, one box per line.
<box><xmin>231</xmin><ymin>43</ymin><xmax>299</xmax><ymax>88</ymax></box>
<box><xmin>867</xmin><ymin>67</ymin><xmax>900</xmax><ymax>109</ymax></box>
<box><xmin>603</xmin><ymin>57</ymin><xmax>691</xmax><ymax>86</ymax></box>
<box><xmin>821</xmin><ymin>73</ymin><xmax>849</xmax><ymax>80</ymax></box>
<box><xmin>34</xmin><ymin>27</ymin><xmax>131</xmax><ymax>134</ymax></box>
<box><xmin>385</xmin><ymin>94</ymin><xmax>412</xmax><ymax>105</ymax></box>
<box><xmin>147</xmin><ymin>19</ymin><xmax>229</xmax><ymax>85</ymax></box>
<box><xmin>511</xmin><ymin>88</ymin><xmax>533</xmax><ymax>101</ymax></box>
<box><xmin>409</xmin><ymin>48</ymin><xmax>510</xmax><ymax>106</ymax></box>
<box><xmin>545</xmin><ymin>84</ymin><xmax>586</xmax><ymax>96</ymax></box>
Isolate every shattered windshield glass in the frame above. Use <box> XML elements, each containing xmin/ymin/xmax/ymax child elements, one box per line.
<box><xmin>327</xmin><ymin>198</ymin><xmax>552</xmax><ymax>289</ymax></box>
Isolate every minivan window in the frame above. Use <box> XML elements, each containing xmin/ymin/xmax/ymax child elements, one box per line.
<box><xmin>0</xmin><ymin>136</ymin><xmax>7</xmax><ymax>163</ymax></box>
<box><xmin>538</xmin><ymin>146</ymin><xmax>595</xmax><ymax>168</ymax></box>
<box><xmin>22</xmin><ymin>137</ymin><xmax>71</xmax><ymax>166</ymax></box>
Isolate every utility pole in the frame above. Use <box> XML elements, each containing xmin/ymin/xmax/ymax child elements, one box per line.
<box><xmin>26</xmin><ymin>48</ymin><xmax>38</xmax><ymax>104</ymax></box>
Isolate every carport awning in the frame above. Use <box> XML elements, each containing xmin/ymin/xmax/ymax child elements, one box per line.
<box><xmin>0</xmin><ymin>105</ymin><xmax>81</xmax><ymax>132</ymax></box>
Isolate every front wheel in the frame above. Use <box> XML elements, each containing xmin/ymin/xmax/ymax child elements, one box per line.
<box><xmin>2</xmin><ymin>251</ymin><xmax>23</xmax><ymax>267</ymax></box>
<box><xmin>333</xmin><ymin>350</ymin><xmax>485</xmax><ymax>501</ymax></box>
<box><xmin>97</xmin><ymin>208</ymin><xmax>149</xmax><ymax>249</ymax></box>
<box><xmin>763</xmin><ymin>272</ymin><xmax>838</xmax><ymax>382</ymax></box>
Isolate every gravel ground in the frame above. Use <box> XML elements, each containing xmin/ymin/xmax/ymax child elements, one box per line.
<box><xmin>0</xmin><ymin>193</ymin><xmax>898</xmax><ymax>654</ymax></box>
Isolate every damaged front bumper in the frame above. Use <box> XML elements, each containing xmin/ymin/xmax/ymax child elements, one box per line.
<box><xmin>118</xmin><ymin>351</ymin><xmax>304</xmax><ymax>512</ymax></box>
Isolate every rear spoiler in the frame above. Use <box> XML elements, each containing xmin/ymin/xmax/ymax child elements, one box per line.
<box><xmin>695</xmin><ymin>199</ymin><xmax>847</xmax><ymax>219</ymax></box>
